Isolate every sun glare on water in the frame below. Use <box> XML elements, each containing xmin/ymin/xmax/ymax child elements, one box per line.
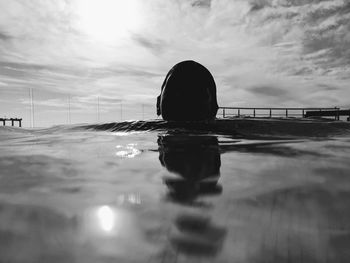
<box><xmin>76</xmin><ymin>0</ymin><xmax>141</xmax><ymax>42</ymax></box>
<box><xmin>97</xmin><ymin>205</ymin><xmax>116</xmax><ymax>232</ymax></box>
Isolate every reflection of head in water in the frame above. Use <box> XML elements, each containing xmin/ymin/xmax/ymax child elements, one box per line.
<box><xmin>157</xmin><ymin>134</ymin><xmax>226</xmax><ymax>257</ymax></box>
<box><xmin>158</xmin><ymin>134</ymin><xmax>222</xmax><ymax>204</ymax></box>
<box><xmin>170</xmin><ymin>213</ymin><xmax>227</xmax><ymax>257</ymax></box>
<box><xmin>156</xmin><ymin>60</ymin><xmax>218</xmax><ymax>121</ymax></box>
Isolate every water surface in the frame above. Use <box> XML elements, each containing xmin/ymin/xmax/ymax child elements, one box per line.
<box><xmin>0</xmin><ymin>119</ymin><xmax>350</xmax><ymax>263</ymax></box>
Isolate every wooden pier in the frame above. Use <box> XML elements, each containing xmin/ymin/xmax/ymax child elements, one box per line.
<box><xmin>0</xmin><ymin>118</ymin><xmax>22</xmax><ymax>127</ymax></box>
<box><xmin>219</xmin><ymin>107</ymin><xmax>350</xmax><ymax>121</ymax></box>
<box><xmin>304</xmin><ymin>109</ymin><xmax>350</xmax><ymax>121</ymax></box>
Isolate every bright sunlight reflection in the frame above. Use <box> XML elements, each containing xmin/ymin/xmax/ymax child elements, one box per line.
<box><xmin>76</xmin><ymin>0</ymin><xmax>141</xmax><ymax>42</ymax></box>
<box><xmin>115</xmin><ymin>144</ymin><xmax>141</xmax><ymax>158</ymax></box>
<box><xmin>97</xmin><ymin>205</ymin><xmax>116</xmax><ymax>232</ymax></box>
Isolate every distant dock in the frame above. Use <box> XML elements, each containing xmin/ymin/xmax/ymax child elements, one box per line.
<box><xmin>0</xmin><ymin>118</ymin><xmax>22</xmax><ymax>127</ymax></box>
<box><xmin>304</xmin><ymin>109</ymin><xmax>350</xmax><ymax>120</ymax></box>
<box><xmin>219</xmin><ymin>107</ymin><xmax>350</xmax><ymax>121</ymax></box>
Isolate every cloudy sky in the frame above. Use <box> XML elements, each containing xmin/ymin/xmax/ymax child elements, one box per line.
<box><xmin>0</xmin><ymin>0</ymin><xmax>349</xmax><ymax>127</ymax></box>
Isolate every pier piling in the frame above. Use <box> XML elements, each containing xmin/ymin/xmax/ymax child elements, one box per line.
<box><xmin>0</xmin><ymin>118</ymin><xmax>23</xmax><ymax>127</ymax></box>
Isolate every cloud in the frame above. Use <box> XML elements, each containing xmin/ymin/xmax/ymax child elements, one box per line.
<box><xmin>131</xmin><ymin>34</ymin><xmax>167</xmax><ymax>54</ymax></box>
<box><xmin>0</xmin><ymin>0</ymin><xmax>349</xmax><ymax>125</ymax></box>
<box><xmin>248</xmin><ymin>0</ymin><xmax>271</xmax><ymax>12</ymax></box>
<box><xmin>0</xmin><ymin>31</ymin><xmax>12</xmax><ymax>41</ymax></box>
<box><xmin>244</xmin><ymin>0</ymin><xmax>350</xmax><ymax>74</ymax></box>
<box><xmin>191</xmin><ymin>0</ymin><xmax>212</xmax><ymax>8</ymax></box>
<box><xmin>317</xmin><ymin>83</ymin><xmax>339</xmax><ymax>91</ymax></box>
<box><xmin>248</xmin><ymin>85</ymin><xmax>289</xmax><ymax>97</ymax></box>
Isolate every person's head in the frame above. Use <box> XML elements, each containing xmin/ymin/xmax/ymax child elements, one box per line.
<box><xmin>157</xmin><ymin>60</ymin><xmax>218</xmax><ymax>121</ymax></box>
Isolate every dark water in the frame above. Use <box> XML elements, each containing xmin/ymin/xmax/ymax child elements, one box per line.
<box><xmin>0</xmin><ymin>119</ymin><xmax>350</xmax><ymax>263</ymax></box>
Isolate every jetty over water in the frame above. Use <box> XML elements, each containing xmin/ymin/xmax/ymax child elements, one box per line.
<box><xmin>219</xmin><ymin>107</ymin><xmax>350</xmax><ymax>121</ymax></box>
<box><xmin>304</xmin><ymin>109</ymin><xmax>350</xmax><ymax>120</ymax></box>
<box><xmin>0</xmin><ymin>118</ymin><xmax>22</xmax><ymax>127</ymax></box>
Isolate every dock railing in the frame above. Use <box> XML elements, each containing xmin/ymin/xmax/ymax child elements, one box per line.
<box><xmin>218</xmin><ymin>107</ymin><xmax>341</xmax><ymax>119</ymax></box>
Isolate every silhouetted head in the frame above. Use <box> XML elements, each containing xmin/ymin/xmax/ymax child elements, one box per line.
<box><xmin>157</xmin><ymin>60</ymin><xmax>218</xmax><ymax>121</ymax></box>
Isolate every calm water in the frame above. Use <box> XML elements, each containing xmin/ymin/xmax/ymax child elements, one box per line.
<box><xmin>1</xmin><ymin>119</ymin><xmax>350</xmax><ymax>263</ymax></box>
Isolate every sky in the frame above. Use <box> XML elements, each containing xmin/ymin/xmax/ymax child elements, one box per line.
<box><xmin>0</xmin><ymin>0</ymin><xmax>349</xmax><ymax>127</ymax></box>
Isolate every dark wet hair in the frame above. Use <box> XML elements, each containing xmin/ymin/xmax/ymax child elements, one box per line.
<box><xmin>157</xmin><ymin>60</ymin><xmax>218</xmax><ymax>121</ymax></box>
